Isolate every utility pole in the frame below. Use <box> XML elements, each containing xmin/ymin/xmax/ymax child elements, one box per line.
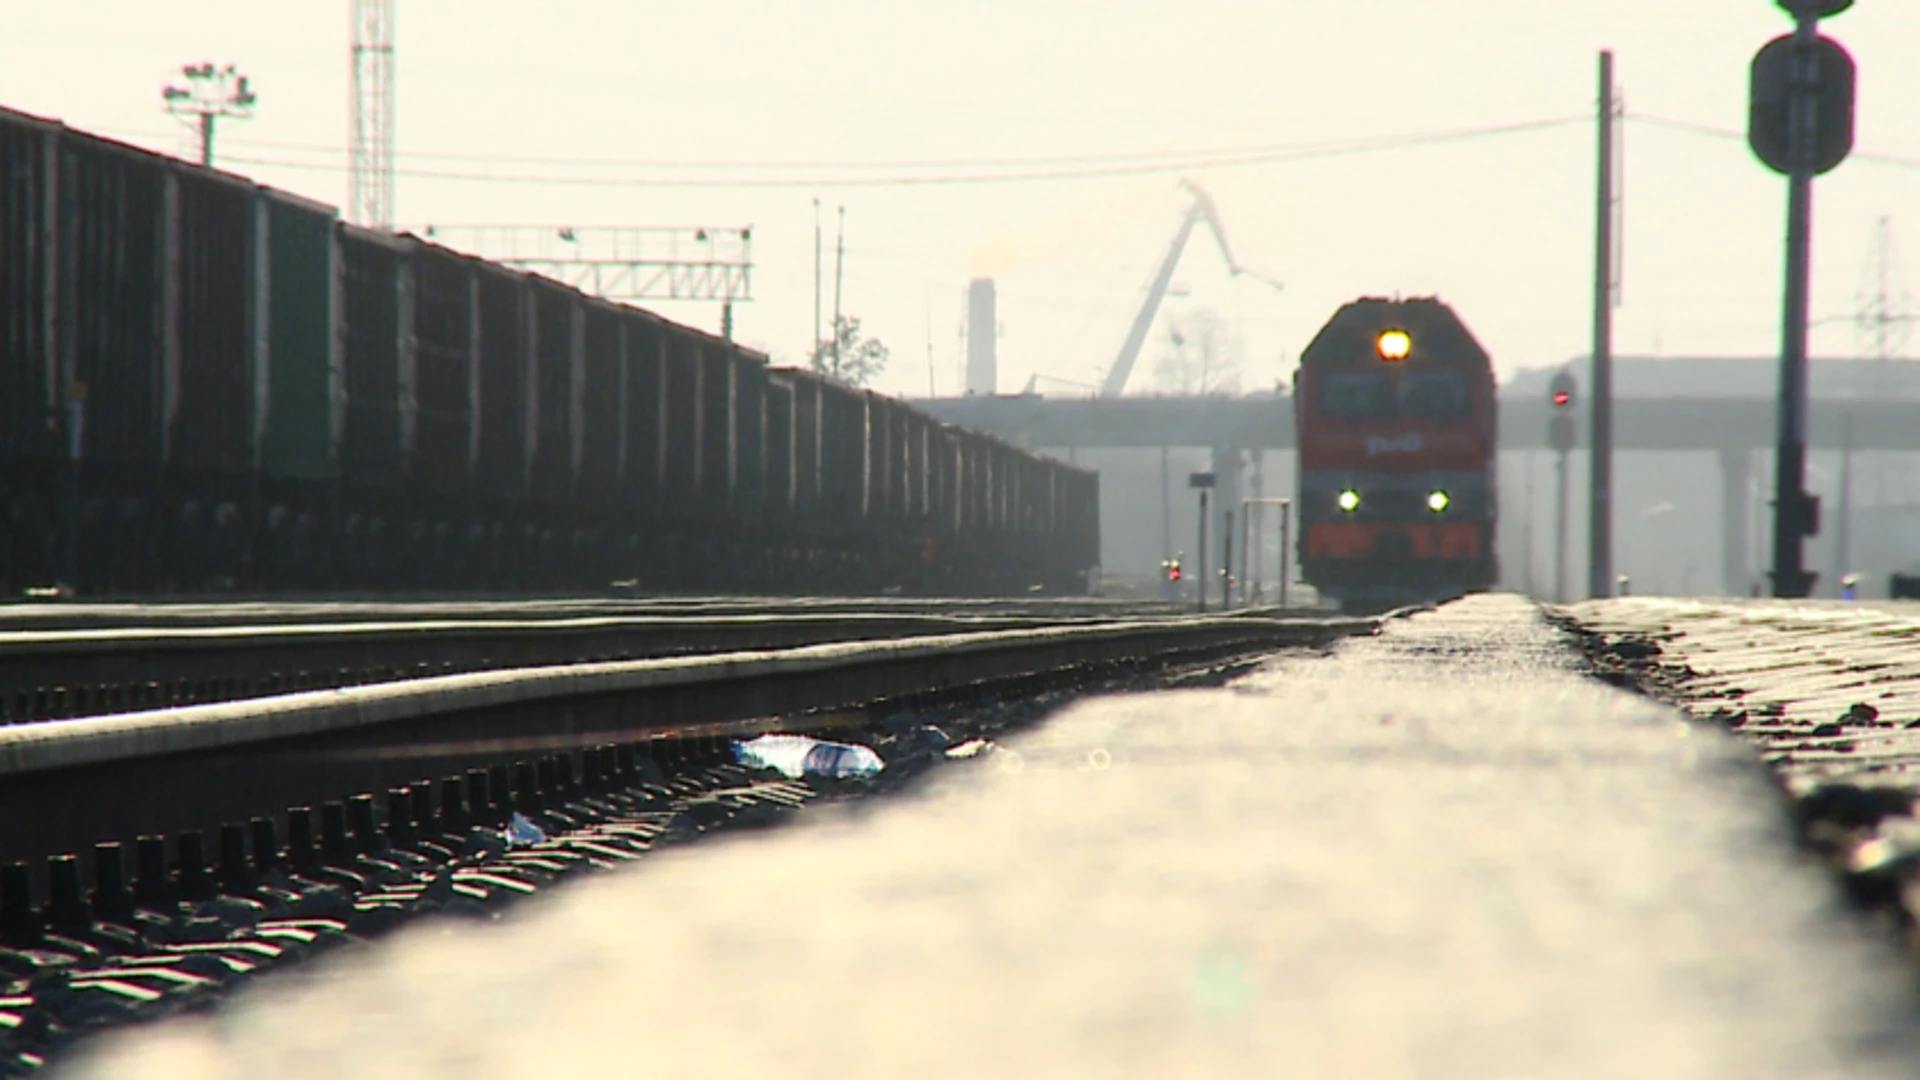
<box><xmin>1160</xmin><ymin>447</ymin><xmax>1172</xmax><ymax>571</ymax></box>
<box><xmin>349</xmin><ymin>0</ymin><xmax>396</xmax><ymax>228</ymax></box>
<box><xmin>1197</xmin><ymin>490</ymin><xmax>1209</xmax><ymax>614</ymax></box>
<box><xmin>1833</xmin><ymin>413</ymin><xmax>1853</xmax><ymax>592</ymax></box>
<box><xmin>161</xmin><ymin>64</ymin><xmax>257</xmax><ymax>167</ymax></box>
<box><xmin>1222</xmin><ymin>509</ymin><xmax>1235</xmax><ymax>609</ymax></box>
<box><xmin>925</xmin><ymin>290</ymin><xmax>937</xmax><ymax>396</ymax></box>
<box><xmin>1522</xmin><ymin>454</ymin><xmax>1537</xmax><ymax>598</ymax></box>
<box><xmin>1588</xmin><ymin>49</ymin><xmax>1617</xmax><ymax>599</ymax></box>
<box><xmin>812</xmin><ymin>199</ymin><xmax>823</xmax><ymax>371</ymax></box>
<box><xmin>831</xmin><ymin>206</ymin><xmax>846</xmax><ymax>380</ymax></box>
<box><xmin>1556</xmin><ymin>448</ymin><xmax>1571</xmax><ymax>603</ymax></box>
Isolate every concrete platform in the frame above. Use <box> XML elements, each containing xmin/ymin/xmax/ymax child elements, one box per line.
<box><xmin>59</xmin><ymin>596</ymin><xmax>1920</xmax><ymax>1079</ymax></box>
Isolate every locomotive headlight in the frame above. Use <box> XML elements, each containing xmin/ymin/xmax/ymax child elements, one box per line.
<box><xmin>1376</xmin><ymin>329</ymin><xmax>1412</xmax><ymax>361</ymax></box>
<box><xmin>1337</xmin><ymin>489</ymin><xmax>1361</xmax><ymax>513</ymax></box>
<box><xmin>1427</xmin><ymin>490</ymin><xmax>1451</xmax><ymax>512</ymax></box>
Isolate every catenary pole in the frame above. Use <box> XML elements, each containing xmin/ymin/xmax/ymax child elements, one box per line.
<box><xmin>812</xmin><ymin>199</ymin><xmax>822</xmax><ymax>370</ymax></box>
<box><xmin>832</xmin><ymin>206</ymin><xmax>846</xmax><ymax>378</ymax></box>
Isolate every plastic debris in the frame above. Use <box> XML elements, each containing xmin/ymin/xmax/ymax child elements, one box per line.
<box><xmin>732</xmin><ymin>734</ymin><xmax>885</xmax><ymax>780</ymax></box>
<box><xmin>944</xmin><ymin>738</ymin><xmax>996</xmax><ymax>760</ymax></box>
<box><xmin>504</xmin><ymin>811</ymin><xmax>547</xmax><ymax>848</ymax></box>
<box><xmin>909</xmin><ymin>725</ymin><xmax>952</xmax><ymax>753</ymax></box>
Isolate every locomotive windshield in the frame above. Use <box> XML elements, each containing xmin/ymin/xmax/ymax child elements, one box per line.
<box><xmin>1319</xmin><ymin>372</ymin><xmax>1395</xmax><ymax>417</ymax></box>
<box><xmin>1400</xmin><ymin>372</ymin><xmax>1470</xmax><ymax>418</ymax></box>
<box><xmin>1317</xmin><ymin>370</ymin><xmax>1470</xmax><ymax>418</ymax></box>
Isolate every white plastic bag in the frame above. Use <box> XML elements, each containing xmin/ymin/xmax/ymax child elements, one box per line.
<box><xmin>733</xmin><ymin>734</ymin><xmax>884</xmax><ymax>779</ymax></box>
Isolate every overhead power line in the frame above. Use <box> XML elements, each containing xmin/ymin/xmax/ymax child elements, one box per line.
<box><xmin>103</xmin><ymin>109</ymin><xmax>1920</xmax><ymax>187</ymax></box>
<box><xmin>1627</xmin><ymin>113</ymin><xmax>1920</xmax><ymax>170</ymax></box>
<box><xmin>99</xmin><ymin>115</ymin><xmax>1586</xmax><ymax>176</ymax></box>
<box><xmin>210</xmin><ymin>116</ymin><xmax>1591</xmax><ymax>188</ymax></box>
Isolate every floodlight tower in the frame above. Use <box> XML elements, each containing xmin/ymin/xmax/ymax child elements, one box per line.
<box><xmin>350</xmin><ymin>0</ymin><xmax>397</xmax><ymax>228</ymax></box>
<box><xmin>161</xmin><ymin>63</ymin><xmax>257</xmax><ymax>167</ymax></box>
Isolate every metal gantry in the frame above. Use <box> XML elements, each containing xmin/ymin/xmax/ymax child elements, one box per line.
<box><xmin>422</xmin><ymin>225</ymin><xmax>754</xmax><ymax>331</ymax></box>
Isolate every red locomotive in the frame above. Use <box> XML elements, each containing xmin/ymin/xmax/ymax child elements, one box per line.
<box><xmin>1293</xmin><ymin>298</ymin><xmax>1498</xmax><ymax>611</ymax></box>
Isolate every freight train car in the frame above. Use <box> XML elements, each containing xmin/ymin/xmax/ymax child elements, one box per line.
<box><xmin>1293</xmin><ymin>297</ymin><xmax>1497</xmax><ymax>612</ymax></box>
<box><xmin>0</xmin><ymin>105</ymin><xmax>1101</xmax><ymax>600</ymax></box>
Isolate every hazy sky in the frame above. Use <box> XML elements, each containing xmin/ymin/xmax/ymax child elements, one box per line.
<box><xmin>7</xmin><ymin>1</ymin><xmax>1920</xmax><ymax>399</ymax></box>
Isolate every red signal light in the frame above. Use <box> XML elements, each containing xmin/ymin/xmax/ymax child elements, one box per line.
<box><xmin>1549</xmin><ymin>372</ymin><xmax>1576</xmax><ymax>409</ymax></box>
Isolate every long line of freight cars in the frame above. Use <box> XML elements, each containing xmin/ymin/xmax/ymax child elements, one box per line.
<box><xmin>0</xmin><ymin>106</ymin><xmax>1099</xmax><ymax>598</ymax></box>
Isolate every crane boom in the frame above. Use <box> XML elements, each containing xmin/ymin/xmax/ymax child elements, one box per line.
<box><xmin>1100</xmin><ymin>204</ymin><xmax>1202</xmax><ymax>399</ymax></box>
<box><xmin>1098</xmin><ymin>180</ymin><xmax>1280</xmax><ymax>398</ymax></box>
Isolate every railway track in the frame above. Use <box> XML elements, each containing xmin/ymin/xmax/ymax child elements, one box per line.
<box><xmin>1</xmin><ymin>611</ymin><xmax>1371</xmax><ymax>875</ymax></box>
<box><xmin>0</xmin><ymin>610</ymin><xmax>1370</xmax><ymax>1071</ymax></box>
<box><xmin>0</xmin><ymin>598</ymin><xmax>1191</xmax><ymax>725</ymax></box>
<box><xmin>0</xmin><ymin>596</ymin><xmax>1186</xmax><ymax>631</ymax></box>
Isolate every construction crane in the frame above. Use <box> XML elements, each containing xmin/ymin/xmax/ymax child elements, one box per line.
<box><xmin>1099</xmin><ymin>180</ymin><xmax>1282</xmax><ymax>398</ymax></box>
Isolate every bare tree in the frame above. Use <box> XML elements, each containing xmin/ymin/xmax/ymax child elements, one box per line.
<box><xmin>1151</xmin><ymin>308</ymin><xmax>1242</xmax><ymax>395</ymax></box>
<box><xmin>810</xmin><ymin>314</ymin><xmax>890</xmax><ymax>387</ymax></box>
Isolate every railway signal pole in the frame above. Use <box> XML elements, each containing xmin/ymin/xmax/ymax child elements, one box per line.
<box><xmin>1550</xmin><ymin>372</ymin><xmax>1577</xmax><ymax>603</ymax></box>
<box><xmin>1190</xmin><ymin>471</ymin><xmax>1215</xmax><ymax>612</ymax></box>
<box><xmin>1750</xmin><ymin>0</ymin><xmax>1856</xmax><ymax>597</ymax></box>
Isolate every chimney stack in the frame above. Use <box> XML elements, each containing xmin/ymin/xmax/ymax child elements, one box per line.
<box><xmin>966</xmin><ymin>278</ymin><xmax>997</xmax><ymax>395</ymax></box>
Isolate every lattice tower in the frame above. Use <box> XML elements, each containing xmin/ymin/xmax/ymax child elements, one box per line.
<box><xmin>349</xmin><ymin>0</ymin><xmax>396</xmax><ymax>228</ymax></box>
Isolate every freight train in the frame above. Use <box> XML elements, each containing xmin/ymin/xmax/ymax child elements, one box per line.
<box><xmin>1294</xmin><ymin>298</ymin><xmax>1498</xmax><ymax>612</ymax></box>
<box><xmin>0</xmin><ymin>107</ymin><xmax>1099</xmax><ymax>598</ymax></box>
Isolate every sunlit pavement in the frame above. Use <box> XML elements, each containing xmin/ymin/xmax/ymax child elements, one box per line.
<box><xmin>57</xmin><ymin>596</ymin><xmax>1920</xmax><ymax>1080</ymax></box>
<box><xmin>1563</xmin><ymin>597</ymin><xmax>1920</xmax><ymax>795</ymax></box>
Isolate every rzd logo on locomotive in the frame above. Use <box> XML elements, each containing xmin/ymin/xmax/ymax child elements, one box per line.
<box><xmin>1364</xmin><ymin>432</ymin><xmax>1424</xmax><ymax>457</ymax></box>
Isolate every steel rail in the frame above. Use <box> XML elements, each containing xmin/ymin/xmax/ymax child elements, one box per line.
<box><xmin>0</xmin><ymin>610</ymin><xmax>1153</xmax><ymax>725</ymax></box>
<box><xmin>0</xmin><ymin>614</ymin><xmax>1375</xmax><ymax>874</ymax></box>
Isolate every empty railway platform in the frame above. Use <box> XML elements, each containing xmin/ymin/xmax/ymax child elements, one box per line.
<box><xmin>47</xmin><ymin>595</ymin><xmax>1920</xmax><ymax>1080</ymax></box>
